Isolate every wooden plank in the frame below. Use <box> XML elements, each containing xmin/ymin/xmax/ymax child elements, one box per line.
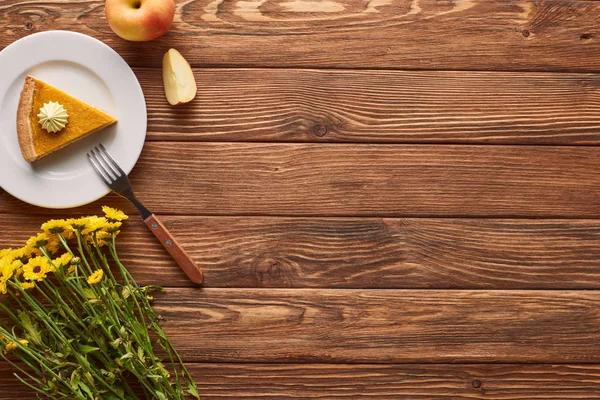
<box><xmin>2</xmin><ymin>362</ymin><xmax>600</xmax><ymax>399</ymax></box>
<box><xmin>152</xmin><ymin>289</ymin><xmax>600</xmax><ymax>363</ymax></box>
<box><xmin>2</xmin><ymin>143</ymin><xmax>600</xmax><ymax>217</ymax></box>
<box><xmin>6</xmin><ymin>67</ymin><xmax>600</xmax><ymax>145</ymax></box>
<box><xmin>137</xmin><ymin>68</ymin><xmax>600</xmax><ymax>144</ymax></box>
<box><xmin>2</xmin><ymin>0</ymin><xmax>600</xmax><ymax>71</ymax></box>
<box><xmin>191</xmin><ymin>364</ymin><xmax>600</xmax><ymax>399</ymax></box>
<box><xmin>2</xmin><ymin>215</ymin><xmax>600</xmax><ymax>289</ymax></box>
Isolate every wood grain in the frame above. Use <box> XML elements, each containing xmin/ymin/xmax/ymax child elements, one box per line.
<box><xmin>2</xmin><ymin>362</ymin><xmax>600</xmax><ymax>399</ymax></box>
<box><xmin>2</xmin><ymin>0</ymin><xmax>600</xmax><ymax>71</ymax></box>
<box><xmin>2</xmin><ymin>215</ymin><xmax>600</xmax><ymax>289</ymax></box>
<box><xmin>135</xmin><ymin>68</ymin><xmax>600</xmax><ymax>144</ymax></box>
<box><xmin>152</xmin><ymin>288</ymin><xmax>600</xmax><ymax>363</ymax></box>
<box><xmin>3</xmin><ymin>0</ymin><xmax>600</xmax><ymax>398</ymax></box>
<box><xmin>3</xmin><ymin>143</ymin><xmax>600</xmax><ymax>218</ymax></box>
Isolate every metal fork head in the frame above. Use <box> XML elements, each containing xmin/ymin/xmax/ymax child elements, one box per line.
<box><xmin>87</xmin><ymin>143</ymin><xmax>133</xmax><ymax>196</ymax></box>
<box><xmin>87</xmin><ymin>143</ymin><xmax>152</xmax><ymax>219</ymax></box>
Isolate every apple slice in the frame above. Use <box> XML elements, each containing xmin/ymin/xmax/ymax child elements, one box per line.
<box><xmin>162</xmin><ymin>48</ymin><xmax>197</xmax><ymax>105</ymax></box>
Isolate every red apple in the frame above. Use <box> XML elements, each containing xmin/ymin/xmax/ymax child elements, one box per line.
<box><xmin>105</xmin><ymin>0</ymin><xmax>175</xmax><ymax>42</ymax></box>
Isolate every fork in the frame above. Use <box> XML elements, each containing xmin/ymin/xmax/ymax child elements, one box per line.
<box><xmin>87</xmin><ymin>143</ymin><xmax>203</xmax><ymax>284</ymax></box>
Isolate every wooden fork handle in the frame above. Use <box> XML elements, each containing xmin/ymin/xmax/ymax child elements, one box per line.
<box><xmin>144</xmin><ymin>214</ymin><xmax>204</xmax><ymax>284</ymax></box>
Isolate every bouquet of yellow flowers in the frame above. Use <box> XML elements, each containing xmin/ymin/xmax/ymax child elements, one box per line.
<box><xmin>0</xmin><ymin>206</ymin><xmax>199</xmax><ymax>400</ymax></box>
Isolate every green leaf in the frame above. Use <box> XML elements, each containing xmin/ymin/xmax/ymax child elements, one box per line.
<box><xmin>70</xmin><ymin>369</ymin><xmax>80</xmax><ymax>389</ymax></box>
<box><xmin>111</xmin><ymin>290</ymin><xmax>121</xmax><ymax>302</ymax></box>
<box><xmin>79</xmin><ymin>355</ymin><xmax>91</xmax><ymax>368</ymax></box>
<box><xmin>82</xmin><ymin>288</ymin><xmax>96</xmax><ymax>300</ymax></box>
<box><xmin>144</xmin><ymin>285</ymin><xmax>165</xmax><ymax>293</ymax></box>
<box><xmin>17</xmin><ymin>311</ymin><xmax>42</xmax><ymax>346</ymax></box>
<box><xmin>77</xmin><ymin>344</ymin><xmax>100</xmax><ymax>354</ymax></box>
<box><xmin>187</xmin><ymin>384</ymin><xmax>200</xmax><ymax>399</ymax></box>
<box><xmin>137</xmin><ymin>346</ymin><xmax>145</xmax><ymax>362</ymax></box>
<box><xmin>120</xmin><ymin>352</ymin><xmax>133</xmax><ymax>361</ymax></box>
<box><xmin>77</xmin><ymin>381</ymin><xmax>94</xmax><ymax>399</ymax></box>
<box><xmin>83</xmin><ymin>371</ymin><xmax>94</xmax><ymax>386</ymax></box>
<box><xmin>113</xmin><ymin>384</ymin><xmax>125</xmax><ymax>397</ymax></box>
<box><xmin>47</xmin><ymin>379</ymin><xmax>57</xmax><ymax>392</ymax></box>
<box><xmin>101</xmin><ymin>369</ymin><xmax>117</xmax><ymax>384</ymax></box>
<box><xmin>146</xmin><ymin>374</ymin><xmax>163</xmax><ymax>383</ymax></box>
<box><xmin>155</xmin><ymin>391</ymin><xmax>168</xmax><ymax>400</ymax></box>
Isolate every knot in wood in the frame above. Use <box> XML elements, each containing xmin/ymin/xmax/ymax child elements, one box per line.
<box><xmin>312</xmin><ymin>124</ymin><xmax>328</xmax><ymax>137</ymax></box>
<box><xmin>472</xmin><ymin>380</ymin><xmax>482</xmax><ymax>389</ymax></box>
<box><xmin>253</xmin><ymin>256</ymin><xmax>284</xmax><ymax>285</ymax></box>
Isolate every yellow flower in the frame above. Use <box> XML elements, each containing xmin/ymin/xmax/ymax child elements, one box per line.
<box><xmin>0</xmin><ymin>248</ymin><xmax>12</xmax><ymax>258</ymax></box>
<box><xmin>0</xmin><ymin>257</ymin><xmax>14</xmax><ymax>280</ymax></box>
<box><xmin>53</xmin><ymin>252</ymin><xmax>73</xmax><ymax>268</ymax></box>
<box><xmin>23</xmin><ymin>257</ymin><xmax>51</xmax><ymax>281</ymax></box>
<box><xmin>87</xmin><ymin>269</ymin><xmax>104</xmax><ymax>285</ymax></box>
<box><xmin>82</xmin><ymin>216</ymin><xmax>109</xmax><ymax>236</ymax></box>
<box><xmin>12</xmin><ymin>259</ymin><xmax>23</xmax><ymax>276</ymax></box>
<box><xmin>3</xmin><ymin>341</ymin><xmax>16</xmax><ymax>354</ymax></box>
<box><xmin>41</xmin><ymin>219</ymin><xmax>74</xmax><ymax>240</ymax></box>
<box><xmin>48</xmin><ymin>239</ymin><xmax>61</xmax><ymax>253</ymax></box>
<box><xmin>68</xmin><ymin>217</ymin><xmax>90</xmax><ymax>232</ymax></box>
<box><xmin>11</xmin><ymin>246</ymin><xmax>40</xmax><ymax>262</ymax></box>
<box><xmin>102</xmin><ymin>206</ymin><xmax>128</xmax><ymax>222</ymax></box>
<box><xmin>18</xmin><ymin>281</ymin><xmax>35</xmax><ymax>290</ymax></box>
<box><xmin>104</xmin><ymin>221</ymin><xmax>122</xmax><ymax>234</ymax></box>
<box><xmin>26</xmin><ymin>233</ymin><xmax>59</xmax><ymax>254</ymax></box>
<box><xmin>2</xmin><ymin>339</ymin><xmax>28</xmax><ymax>355</ymax></box>
<box><xmin>26</xmin><ymin>232</ymin><xmax>49</xmax><ymax>248</ymax></box>
<box><xmin>67</xmin><ymin>265</ymin><xmax>76</xmax><ymax>276</ymax></box>
<box><xmin>88</xmin><ymin>221</ymin><xmax>122</xmax><ymax>247</ymax></box>
<box><xmin>0</xmin><ymin>258</ymin><xmax>19</xmax><ymax>294</ymax></box>
<box><xmin>0</xmin><ymin>252</ymin><xmax>15</xmax><ymax>267</ymax></box>
<box><xmin>10</xmin><ymin>261</ymin><xmax>23</xmax><ymax>280</ymax></box>
<box><xmin>89</xmin><ymin>230</ymin><xmax>111</xmax><ymax>247</ymax></box>
<box><xmin>0</xmin><ymin>257</ymin><xmax>24</xmax><ymax>295</ymax></box>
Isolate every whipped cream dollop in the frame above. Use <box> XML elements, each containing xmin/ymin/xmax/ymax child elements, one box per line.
<box><xmin>37</xmin><ymin>101</ymin><xmax>69</xmax><ymax>133</ymax></box>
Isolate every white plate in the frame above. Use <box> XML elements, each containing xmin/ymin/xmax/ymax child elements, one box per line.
<box><xmin>0</xmin><ymin>31</ymin><xmax>146</xmax><ymax>209</ymax></box>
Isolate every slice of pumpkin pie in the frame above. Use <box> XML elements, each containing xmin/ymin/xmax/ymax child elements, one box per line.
<box><xmin>17</xmin><ymin>75</ymin><xmax>116</xmax><ymax>163</ymax></box>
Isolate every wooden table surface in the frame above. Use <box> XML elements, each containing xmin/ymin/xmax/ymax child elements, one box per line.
<box><xmin>2</xmin><ymin>0</ymin><xmax>600</xmax><ymax>398</ymax></box>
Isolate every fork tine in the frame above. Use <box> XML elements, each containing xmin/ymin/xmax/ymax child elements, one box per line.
<box><xmin>91</xmin><ymin>148</ymin><xmax>118</xmax><ymax>181</ymax></box>
<box><xmin>87</xmin><ymin>152</ymin><xmax>114</xmax><ymax>187</ymax></box>
<box><xmin>98</xmin><ymin>143</ymin><xmax>126</xmax><ymax>177</ymax></box>
<box><xmin>94</xmin><ymin>145</ymin><xmax>121</xmax><ymax>178</ymax></box>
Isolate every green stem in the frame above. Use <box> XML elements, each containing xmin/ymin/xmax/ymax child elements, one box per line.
<box><xmin>0</xmin><ymin>299</ymin><xmax>21</xmax><ymax>325</ymax></box>
<box><xmin>0</xmin><ymin>219</ymin><xmax>197</xmax><ymax>399</ymax></box>
<box><xmin>0</xmin><ymin>329</ymin><xmax>85</xmax><ymax>399</ymax></box>
<box><xmin>75</xmin><ymin>232</ymin><xmax>95</xmax><ymax>276</ymax></box>
<box><xmin>109</xmin><ymin>236</ymin><xmax>194</xmax><ymax>397</ymax></box>
<box><xmin>8</xmin><ymin>280</ymin><xmax>129</xmax><ymax>400</ymax></box>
